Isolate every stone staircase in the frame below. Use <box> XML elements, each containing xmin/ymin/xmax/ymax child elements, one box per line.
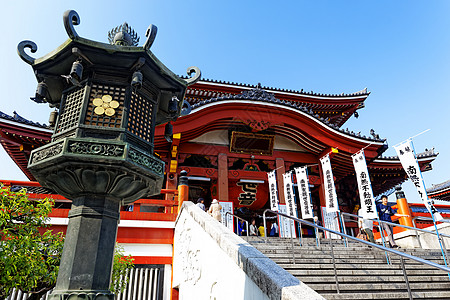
<box><xmin>248</xmin><ymin>237</ymin><xmax>450</xmax><ymax>299</ymax></box>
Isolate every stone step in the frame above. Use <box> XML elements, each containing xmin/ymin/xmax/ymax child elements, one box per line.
<box><xmin>298</xmin><ymin>274</ymin><xmax>449</xmax><ymax>283</ymax></box>
<box><xmin>260</xmin><ymin>256</ymin><xmax>445</xmax><ymax>266</ymax></box>
<box><xmin>308</xmin><ymin>281</ymin><xmax>450</xmax><ymax>292</ymax></box>
<box><xmin>249</xmin><ymin>238</ymin><xmax>450</xmax><ymax>299</ymax></box>
<box><xmin>275</xmin><ymin>262</ymin><xmax>447</xmax><ymax>276</ymax></box>
<box><xmin>254</xmin><ymin>244</ymin><xmax>445</xmax><ymax>253</ymax></box>
<box><xmin>321</xmin><ymin>290</ymin><xmax>450</xmax><ymax>299</ymax></box>
<box><xmin>253</xmin><ymin>239</ymin><xmax>450</xmax><ymax>252</ymax></box>
<box><xmin>257</xmin><ymin>252</ymin><xmax>445</xmax><ymax>261</ymax></box>
<box><xmin>288</xmin><ymin>268</ymin><xmax>449</xmax><ymax>276</ymax></box>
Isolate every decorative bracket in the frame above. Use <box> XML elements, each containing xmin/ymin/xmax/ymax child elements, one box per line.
<box><xmin>180</xmin><ymin>100</ymin><xmax>192</xmax><ymax>116</ymax></box>
<box><xmin>17</xmin><ymin>40</ymin><xmax>37</xmax><ymax>65</ymax></box>
<box><xmin>185</xmin><ymin>66</ymin><xmax>201</xmax><ymax>85</ymax></box>
<box><xmin>143</xmin><ymin>24</ymin><xmax>158</xmax><ymax>50</ymax></box>
<box><xmin>72</xmin><ymin>47</ymin><xmax>93</xmax><ymax>65</ymax></box>
<box><xmin>131</xmin><ymin>57</ymin><xmax>146</xmax><ymax>71</ymax></box>
<box><xmin>63</xmin><ymin>10</ymin><xmax>80</xmax><ymax>39</ymax></box>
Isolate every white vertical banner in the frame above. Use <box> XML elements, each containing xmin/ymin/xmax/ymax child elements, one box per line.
<box><xmin>294</xmin><ymin>166</ymin><xmax>314</xmax><ymax>219</ymax></box>
<box><xmin>394</xmin><ymin>140</ymin><xmax>443</xmax><ymax>221</ymax></box>
<box><xmin>321</xmin><ymin>206</ymin><xmax>341</xmax><ymax>239</ymax></box>
<box><xmin>283</xmin><ymin>172</ymin><xmax>297</xmax><ymax>238</ymax></box>
<box><xmin>320</xmin><ymin>154</ymin><xmax>339</xmax><ymax>213</ymax></box>
<box><xmin>278</xmin><ymin>204</ymin><xmax>294</xmax><ymax>238</ymax></box>
<box><xmin>352</xmin><ymin>150</ymin><xmax>378</xmax><ymax>219</ymax></box>
<box><xmin>283</xmin><ymin>172</ymin><xmax>298</xmax><ymax>218</ymax></box>
<box><xmin>220</xmin><ymin>201</ymin><xmax>234</xmax><ymax>231</ymax></box>
<box><xmin>267</xmin><ymin>170</ymin><xmax>279</xmax><ymax>211</ymax></box>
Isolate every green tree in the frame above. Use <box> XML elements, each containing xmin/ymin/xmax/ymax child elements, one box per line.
<box><xmin>111</xmin><ymin>244</ymin><xmax>135</xmax><ymax>294</ymax></box>
<box><xmin>0</xmin><ymin>187</ymin><xmax>134</xmax><ymax>299</ymax></box>
<box><xmin>0</xmin><ymin>187</ymin><xmax>64</xmax><ymax>299</ymax></box>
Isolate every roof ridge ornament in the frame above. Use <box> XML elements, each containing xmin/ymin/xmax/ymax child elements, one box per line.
<box><xmin>185</xmin><ymin>66</ymin><xmax>201</xmax><ymax>85</ymax></box>
<box><xmin>240</xmin><ymin>83</ymin><xmax>278</xmax><ymax>102</ymax></box>
<box><xmin>108</xmin><ymin>22</ymin><xmax>140</xmax><ymax>46</ymax></box>
<box><xmin>17</xmin><ymin>40</ymin><xmax>37</xmax><ymax>65</ymax></box>
<box><xmin>63</xmin><ymin>10</ymin><xmax>80</xmax><ymax>40</ymax></box>
<box><xmin>143</xmin><ymin>24</ymin><xmax>158</xmax><ymax>50</ymax></box>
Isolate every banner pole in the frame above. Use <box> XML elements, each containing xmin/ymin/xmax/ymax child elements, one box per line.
<box><xmin>377</xmin><ymin>218</ymin><xmax>391</xmax><ymax>265</ymax></box>
<box><xmin>313</xmin><ymin>218</ymin><xmax>320</xmax><ymax>248</ymax></box>
<box><xmin>429</xmin><ymin>212</ymin><xmax>450</xmax><ymax>279</ymax></box>
<box><xmin>337</xmin><ymin>210</ymin><xmax>348</xmax><ymax>247</ymax></box>
<box><xmin>407</xmin><ymin>140</ymin><xmax>448</xmax><ymax>277</ymax></box>
<box><xmin>393</xmin><ymin>129</ymin><xmax>430</xmax><ymax>148</ymax></box>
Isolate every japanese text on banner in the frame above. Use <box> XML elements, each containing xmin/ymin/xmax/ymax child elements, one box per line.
<box><xmin>352</xmin><ymin>150</ymin><xmax>377</xmax><ymax>219</ymax></box>
<box><xmin>320</xmin><ymin>154</ymin><xmax>338</xmax><ymax>213</ymax></box>
<box><xmin>394</xmin><ymin>140</ymin><xmax>442</xmax><ymax>221</ymax></box>
<box><xmin>294</xmin><ymin>166</ymin><xmax>314</xmax><ymax>219</ymax></box>
<box><xmin>283</xmin><ymin>172</ymin><xmax>298</xmax><ymax>218</ymax></box>
<box><xmin>267</xmin><ymin>170</ymin><xmax>279</xmax><ymax>211</ymax></box>
<box><xmin>283</xmin><ymin>172</ymin><xmax>297</xmax><ymax>238</ymax></box>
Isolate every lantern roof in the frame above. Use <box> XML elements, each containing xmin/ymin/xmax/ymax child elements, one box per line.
<box><xmin>18</xmin><ymin>10</ymin><xmax>200</xmax><ymax>123</ymax></box>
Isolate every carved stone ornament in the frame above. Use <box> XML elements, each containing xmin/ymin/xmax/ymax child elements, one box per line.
<box><xmin>30</xmin><ymin>141</ymin><xmax>64</xmax><ymax>164</ymax></box>
<box><xmin>129</xmin><ymin>148</ymin><xmax>164</xmax><ymax>176</ymax></box>
<box><xmin>174</xmin><ymin>216</ymin><xmax>202</xmax><ymax>284</ymax></box>
<box><xmin>45</xmin><ymin>168</ymin><xmax>150</xmax><ymax>203</ymax></box>
<box><xmin>48</xmin><ymin>291</ymin><xmax>113</xmax><ymax>300</ymax></box>
<box><xmin>68</xmin><ymin>141</ymin><xmax>124</xmax><ymax>157</ymax></box>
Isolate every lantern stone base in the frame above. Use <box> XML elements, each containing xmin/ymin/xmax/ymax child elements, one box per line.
<box><xmin>48</xmin><ymin>195</ymin><xmax>120</xmax><ymax>298</ymax></box>
<box><xmin>28</xmin><ymin>137</ymin><xmax>165</xmax><ymax>204</ymax></box>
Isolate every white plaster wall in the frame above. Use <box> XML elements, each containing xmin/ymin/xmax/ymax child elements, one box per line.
<box><xmin>173</xmin><ymin>202</ymin><xmax>324</xmax><ymax>300</ymax></box>
<box><xmin>418</xmin><ymin>223</ymin><xmax>450</xmax><ymax>249</ymax></box>
<box><xmin>118</xmin><ymin>243</ymin><xmax>172</xmax><ymax>257</ymax></box>
<box><xmin>190</xmin><ymin>130</ymin><xmax>229</xmax><ymax>145</ymax></box>
<box><xmin>189</xmin><ymin>130</ymin><xmax>308</xmax><ymax>153</ymax></box>
<box><xmin>273</xmin><ymin>135</ymin><xmax>307</xmax><ymax>152</ymax></box>
<box><xmin>173</xmin><ymin>209</ymin><xmax>268</xmax><ymax>300</ymax></box>
<box><xmin>390</xmin><ymin>223</ymin><xmax>450</xmax><ymax>250</ymax></box>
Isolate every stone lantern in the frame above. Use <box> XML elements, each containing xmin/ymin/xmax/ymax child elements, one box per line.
<box><xmin>18</xmin><ymin>10</ymin><xmax>200</xmax><ymax>299</ymax></box>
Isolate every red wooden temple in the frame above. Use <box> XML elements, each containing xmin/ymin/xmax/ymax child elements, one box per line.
<box><xmin>0</xmin><ymin>80</ymin><xmax>440</xmax><ymax>214</ymax></box>
<box><xmin>2</xmin><ymin>79</ymin><xmax>448</xmax><ymax>298</ymax></box>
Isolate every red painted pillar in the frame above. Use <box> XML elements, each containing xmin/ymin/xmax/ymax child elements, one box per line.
<box><xmin>177</xmin><ymin>171</ymin><xmax>189</xmax><ymax>214</ymax></box>
<box><xmin>218</xmin><ymin>153</ymin><xmax>228</xmax><ymax>201</ymax></box>
<box><xmin>395</xmin><ymin>186</ymin><xmax>414</xmax><ymax>230</ymax></box>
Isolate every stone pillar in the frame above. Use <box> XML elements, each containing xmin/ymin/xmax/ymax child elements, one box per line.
<box><xmin>49</xmin><ymin>196</ymin><xmax>120</xmax><ymax>299</ymax></box>
<box><xmin>218</xmin><ymin>153</ymin><xmax>228</xmax><ymax>201</ymax></box>
<box><xmin>395</xmin><ymin>186</ymin><xmax>414</xmax><ymax>229</ymax></box>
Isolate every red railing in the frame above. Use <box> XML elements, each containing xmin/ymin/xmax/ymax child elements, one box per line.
<box><xmin>1</xmin><ymin>180</ymin><xmax>179</xmax><ymax>221</ymax></box>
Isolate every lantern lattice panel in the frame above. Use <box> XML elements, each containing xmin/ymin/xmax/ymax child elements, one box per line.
<box><xmin>128</xmin><ymin>92</ymin><xmax>154</xmax><ymax>143</ymax></box>
<box><xmin>84</xmin><ymin>83</ymin><xmax>125</xmax><ymax>128</ymax></box>
<box><xmin>55</xmin><ymin>87</ymin><xmax>85</xmax><ymax>134</ymax></box>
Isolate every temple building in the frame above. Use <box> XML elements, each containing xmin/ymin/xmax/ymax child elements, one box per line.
<box><xmin>2</xmin><ymin>78</ymin><xmax>447</xmax><ymax>299</ymax></box>
<box><xmin>154</xmin><ymin>79</ymin><xmax>439</xmax><ymax>215</ymax></box>
<box><xmin>0</xmin><ymin>79</ymin><xmax>440</xmax><ymax>218</ymax></box>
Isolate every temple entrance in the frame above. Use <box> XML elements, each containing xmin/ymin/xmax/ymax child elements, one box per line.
<box><xmin>187</xmin><ymin>177</ymin><xmax>212</xmax><ymax>207</ymax></box>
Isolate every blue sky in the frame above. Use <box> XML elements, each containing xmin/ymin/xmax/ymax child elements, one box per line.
<box><xmin>1</xmin><ymin>1</ymin><xmax>449</xmax><ymax>204</ymax></box>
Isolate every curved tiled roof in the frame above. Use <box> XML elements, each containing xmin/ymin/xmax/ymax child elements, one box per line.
<box><xmin>191</xmin><ymin>85</ymin><xmax>384</xmax><ymax>143</ymax></box>
<box><xmin>377</xmin><ymin>148</ymin><xmax>438</xmax><ymax>161</ymax></box>
<box><xmin>0</xmin><ymin>111</ymin><xmax>49</xmax><ymax>129</ymax></box>
<box><xmin>182</xmin><ymin>77</ymin><xmax>370</xmax><ymax>98</ymax></box>
<box><xmin>427</xmin><ymin>179</ymin><xmax>450</xmax><ymax>194</ymax></box>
